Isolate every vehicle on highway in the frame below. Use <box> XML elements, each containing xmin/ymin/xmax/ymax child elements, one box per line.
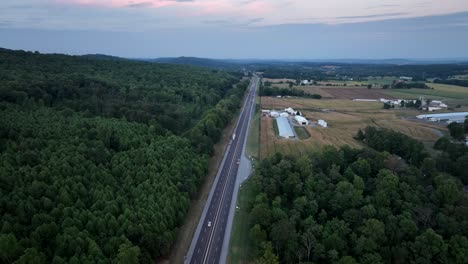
<box><xmin>207</xmin><ymin>221</ymin><xmax>211</xmax><ymax>227</ymax></box>
<box><xmin>232</xmin><ymin>133</ymin><xmax>236</xmax><ymax>141</ymax></box>
<box><xmin>236</xmin><ymin>159</ymin><xmax>240</xmax><ymax>165</ymax></box>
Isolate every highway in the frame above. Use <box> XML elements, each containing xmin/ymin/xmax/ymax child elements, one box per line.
<box><xmin>186</xmin><ymin>76</ymin><xmax>258</xmax><ymax>264</ymax></box>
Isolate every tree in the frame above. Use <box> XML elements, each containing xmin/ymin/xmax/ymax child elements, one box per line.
<box><xmin>412</xmin><ymin>229</ymin><xmax>448</xmax><ymax>263</ymax></box>
<box><xmin>448</xmin><ymin>122</ymin><xmax>465</xmax><ymax>140</ymax></box>
<box><xmin>13</xmin><ymin>248</ymin><xmax>46</xmax><ymax>264</ymax></box>
<box><xmin>116</xmin><ymin>243</ymin><xmax>140</xmax><ymax>264</ymax></box>
<box><xmin>255</xmin><ymin>242</ymin><xmax>279</xmax><ymax>264</ymax></box>
<box><xmin>448</xmin><ymin>235</ymin><xmax>468</xmax><ymax>264</ymax></box>
<box><xmin>0</xmin><ymin>234</ymin><xmax>21</xmax><ymax>263</ymax></box>
<box><xmin>433</xmin><ymin>175</ymin><xmax>462</xmax><ymax>206</ymax></box>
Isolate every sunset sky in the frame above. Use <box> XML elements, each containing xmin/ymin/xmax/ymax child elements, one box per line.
<box><xmin>1</xmin><ymin>0</ymin><xmax>468</xmax><ymax>58</ymax></box>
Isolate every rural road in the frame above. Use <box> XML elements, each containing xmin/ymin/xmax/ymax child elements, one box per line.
<box><xmin>185</xmin><ymin>76</ymin><xmax>258</xmax><ymax>264</ymax></box>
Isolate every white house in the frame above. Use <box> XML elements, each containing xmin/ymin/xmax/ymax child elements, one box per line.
<box><xmin>295</xmin><ymin>116</ymin><xmax>309</xmax><ymax>125</ymax></box>
<box><xmin>280</xmin><ymin>112</ymin><xmax>289</xmax><ymax>117</ymax></box>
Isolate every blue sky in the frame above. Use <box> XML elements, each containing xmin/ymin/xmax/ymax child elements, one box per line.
<box><xmin>1</xmin><ymin>1</ymin><xmax>468</xmax><ymax>59</ymax></box>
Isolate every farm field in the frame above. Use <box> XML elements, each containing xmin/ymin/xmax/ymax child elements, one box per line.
<box><xmin>322</xmin><ymin>87</ymin><xmax>394</xmax><ymax>99</ymax></box>
<box><xmin>383</xmin><ymin>83</ymin><xmax>468</xmax><ymax>100</ymax></box>
<box><xmin>262</xmin><ymin>97</ymin><xmax>382</xmax><ymax>111</ymax></box>
<box><xmin>259</xmin><ymin>96</ymin><xmax>446</xmax><ymax>158</ymax></box>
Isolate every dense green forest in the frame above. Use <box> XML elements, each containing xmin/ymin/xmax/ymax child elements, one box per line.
<box><xmin>0</xmin><ymin>48</ymin><xmax>241</xmax><ymax>134</ymax></box>
<box><xmin>0</xmin><ymin>48</ymin><xmax>248</xmax><ymax>263</ymax></box>
<box><xmin>246</xmin><ymin>127</ymin><xmax>468</xmax><ymax>263</ymax></box>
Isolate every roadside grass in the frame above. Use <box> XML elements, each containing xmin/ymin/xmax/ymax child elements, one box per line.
<box><xmin>246</xmin><ymin>104</ymin><xmax>260</xmax><ymax>159</ymax></box>
<box><xmin>227</xmin><ymin>177</ymin><xmax>256</xmax><ymax>264</ymax></box>
<box><xmin>294</xmin><ymin>126</ymin><xmax>311</xmax><ymax>139</ymax></box>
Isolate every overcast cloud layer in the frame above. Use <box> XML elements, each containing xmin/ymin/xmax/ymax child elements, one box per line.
<box><xmin>1</xmin><ymin>0</ymin><xmax>468</xmax><ymax>58</ymax></box>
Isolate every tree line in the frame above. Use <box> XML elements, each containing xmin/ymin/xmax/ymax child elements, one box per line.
<box><xmin>246</xmin><ymin>126</ymin><xmax>468</xmax><ymax>263</ymax></box>
<box><xmin>259</xmin><ymin>82</ymin><xmax>322</xmax><ymax>99</ymax></box>
<box><xmin>0</xmin><ymin>48</ymin><xmax>240</xmax><ymax>134</ymax></box>
<box><xmin>434</xmin><ymin>79</ymin><xmax>468</xmax><ymax>88</ymax></box>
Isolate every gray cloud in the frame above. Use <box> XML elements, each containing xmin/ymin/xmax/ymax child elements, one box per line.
<box><xmin>337</xmin><ymin>12</ymin><xmax>408</xmax><ymax>19</ymax></box>
<box><xmin>126</xmin><ymin>2</ymin><xmax>154</xmax><ymax>8</ymax></box>
<box><xmin>248</xmin><ymin>18</ymin><xmax>263</xmax><ymax>23</ymax></box>
<box><xmin>202</xmin><ymin>20</ymin><xmax>232</xmax><ymax>25</ymax></box>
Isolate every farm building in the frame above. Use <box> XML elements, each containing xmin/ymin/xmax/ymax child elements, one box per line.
<box><xmin>416</xmin><ymin>112</ymin><xmax>468</xmax><ymax>123</ymax></box>
<box><xmin>353</xmin><ymin>99</ymin><xmax>378</xmax><ymax>102</ymax></box>
<box><xmin>425</xmin><ymin>100</ymin><xmax>448</xmax><ymax>112</ymax></box>
<box><xmin>276</xmin><ymin>117</ymin><xmax>295</xmax><ymax>138</ymax></box>
<box><xmin>270</xmin><ymin>111</ymin><xmax>279</xmax><ymax>118</ymax></box>
<box><xmin>295</xmin><ymin>116</ymin><xmax>309</xmax><ymax>125</ymax></box>
<box><xmin>318</xmin><ymin>120</ymin><xmax>328</xmax><ymax>127</ymax></box>
<box><xmin>285</xmin><ymin>107</ymin><xmax>296</xmax><ymax>115</ymax></box>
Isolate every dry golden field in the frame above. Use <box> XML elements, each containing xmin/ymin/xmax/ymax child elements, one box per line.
<box><xmin>259</xmin><ymin>96</ymin><xmax>445</xmax><ymax>158</ymax></box>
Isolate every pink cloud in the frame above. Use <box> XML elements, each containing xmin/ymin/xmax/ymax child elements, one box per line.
<box><xmin>58</xmin><ymin>0</ymin><xmax>189</xmax><ymax>8</ymax></box>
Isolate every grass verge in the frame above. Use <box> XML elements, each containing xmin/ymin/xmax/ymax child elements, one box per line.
<box><xmin>294</xmin><ymin>126</ymin><xmax>311</xmax><ymax>139</ymax></box>
<box><xmin>227</xmin><ymin>178</ymin><xmax>256</xmax><ymax>264</ymax></box>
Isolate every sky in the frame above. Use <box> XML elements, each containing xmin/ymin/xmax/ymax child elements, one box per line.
<box><xmin>1</xmin><ymin>0</ymin><xmax>468</xmax><ymax>59</ymax></box>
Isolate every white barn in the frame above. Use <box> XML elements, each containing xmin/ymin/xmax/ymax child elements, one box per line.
<box><xmin>295</xmin><ymin>116</ymin><xmax>308</xmax><ymax>125</ymax></box>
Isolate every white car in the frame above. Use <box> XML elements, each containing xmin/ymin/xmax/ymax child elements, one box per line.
<box><xmin>208</xmin><ymin>221</ymin><xmax>212</xmax><ymax>227</ymax></box>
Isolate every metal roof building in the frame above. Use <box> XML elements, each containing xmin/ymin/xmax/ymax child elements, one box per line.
<box><xmin>276</xmin><ymin>117</ymin><xmax>295</xmax><ymax>138</ymax></box>
<box><xmin>416</xmin><ymin>112</ymin><xmax>468</xmax><ymax>123</ymax></box>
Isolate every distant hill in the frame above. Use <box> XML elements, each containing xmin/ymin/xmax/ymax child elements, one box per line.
<box><xmin>81</xmin><ymin>53</ymin><xmax>129</xmax><ymax>61</ymax></box>
<box><xmin>146</xmin><ymin>56</ymin><xmax>245</xmax><ymax>69</ymax></box>
<box><xmin>144</xmin><ymin>56</ymin><xmax>468</xmax><ymax>69</ymax></box>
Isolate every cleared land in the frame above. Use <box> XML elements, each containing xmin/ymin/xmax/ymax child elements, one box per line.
<box><xmin>294</xmin><ymin>126</ymin><xmax>311</xmax><ymax>139</ymax></box>
<box><xmin>259</xmin><ymin>96</ymin><xmax>445</xmax><ymax>158</ymax></box>
<box><xmin>323</xmin><ymin>87</ymin><xmax>395</xmax><ymax>99</ymax></box>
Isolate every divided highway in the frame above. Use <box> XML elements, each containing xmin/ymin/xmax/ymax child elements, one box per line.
<box><xmin>186</xmin><ymin>76</ymin><xmax>258</xmax><ymax>264</ymax></box>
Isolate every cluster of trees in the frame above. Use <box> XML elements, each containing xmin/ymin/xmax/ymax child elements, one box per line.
<box><xmin>434</xmin><ymin>137</ymin><xmax>468</xmax><ymax>184</ymax></box>
<box><xmin>434</xmin><ymin>79</ymin><xmax>468</xmax><ymax>88</ymax></box>
<box><xmin>246</xmin><ymin>127</ymin><xmax>468</xmax><ymax>263</ymax></box>
<box><xmin>259</xmin><ymin>83</ymin><xmax>321</xmax><ymax>99</ymax></box>
<box><xmin>0</xmin><ymin>48</ymin><xmax>239</xmax><ymax>134</ymax></box>
<box><xmin>447</xmin><ymin>120</ymin><xmax>468</xmax><ymax>140</ymax></box>
<box><xmin>391</xmin><ymin>81</ymin><xmax>430</xmax><ymax>89</ymax></box>
<box><xmin>186</xmin><ymin>80</ymin><xmax>249</xmax><ymax>154</ymax></box>
<box><xmin>0</xmin><ymin>49</ymin><xmax>247</xmax><ymax>263</ymax></box>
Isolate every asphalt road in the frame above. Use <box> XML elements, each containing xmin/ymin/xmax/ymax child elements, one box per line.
<box><xmin>186</xmin><ymin>76</ymin><xmax>258</xmax><ymax>264</ymax></box>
